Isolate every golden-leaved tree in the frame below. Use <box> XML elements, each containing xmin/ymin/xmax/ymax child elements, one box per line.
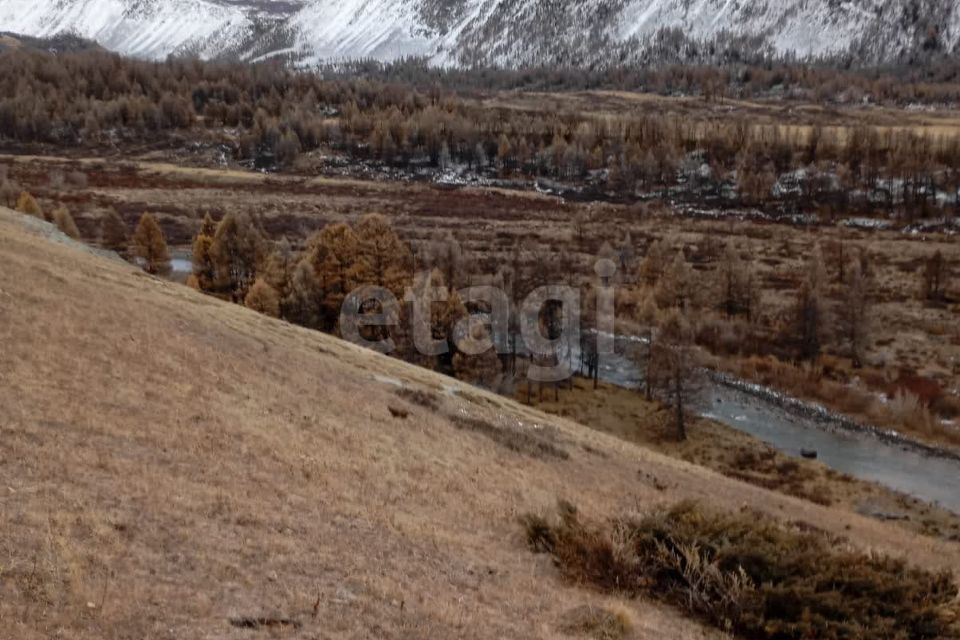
<box><xmin>100</xmin><ymin>208</ymin><xmax>128</xmax><ymax>254</ymax></box>
<box><xmin>307</xmin><ymin>222</ymin><xmax>363</xmax><ymax>330</ymax></box>
<box><xmin>244</xmin><ymin>278</ymin><xmax>281</xmax><ymax>317</ymax></box>
<box><xmin>15</xmin><ymin>191</ymin><xmax>43</xmax><ymax>219</ymax></box>
<box><xmin>209</xmin><ymin>212</ymin><xmax>263</xmax><ymax>301</ymax></box>
<box><xmin>354</xmin><ymin>213</ymin><xmax>411</xmax><ymax>296</ymax></box>
<box><xmin>132</xmin><ymin>213</ymin><xmax>171</xmax><ymax>275</ymax></box>
<box><xmin>191</xmin><ymin>213</ymin><xmax>218</xmax><ymax>291</ymax></box>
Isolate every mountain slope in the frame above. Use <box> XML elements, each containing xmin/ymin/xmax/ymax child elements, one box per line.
<box><xmin>0</xmin><ymin>207</ymin><xmax>958</xmax><ymax>638</ymax></box>
<box><xmin>1</xmin><ymin>0</ymin><xmax>958</xmax><ymax>65</ymax></box>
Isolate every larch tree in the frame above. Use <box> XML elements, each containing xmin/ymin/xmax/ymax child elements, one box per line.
<box><xmin>649</xmin><ymin>308</ymin><xmax>700</xmax><ymax>441</ymax></box>
<box><xmin>355</xmin><ymin>213</ymin><xmax>411</xmax><ymax>295</ymax></box>
<box><xmin>308</xmin><ymin>222</ymin><xmax>363</xmax><ymax>330</ymax></box>
<box><xmin>261</xmin><ymin>237</ymin><xmax>296</xmax><ymax>316</ymax></box>
<box><xmin>190</xmin><ymin>213</ymin><xmax>218</xmax><ymax>292</ymax></box>
<box><xmin>922</xmin><ymin>250</ymin><xmax>948</xmax><ymax>301</ymax></box>
<box><xmin>655</xmin><ymin>251</ymin><xmax>697</xmax><ymax>310</ymax></box>
<box><xmin>714</xmin><ymin>243</ymin><xmax>759</xmax><ymax>319</ymax></box>
<box><xmin>425</xmin><ymin>231</ymin><xmax>464</xmax><ymax>291</ymax></box>
<box><xmin>836</xmin><ymin>258</ymin><xmax>872</xmax><ymax>368</ymax></box>
<box><xmin>452</xmin><ymin>318</ymin><xmax>504</xmax><ymax>390</ymax></box>
<box><xmin>284</xmin><ymin>256</ymin><xmax>322</xmax><ymax>329</ymax></box>
<box><xmin>633</xmin><ymin>292</ymin><xmax>659</xmax><ymax>401</ymax></box>
<box><xmin>244</xmin><ymin>278</ymin><xmax>281</xmax><ymax>318</ymax></box>
<box><xmin>101</xmin><ymin>208</ymin><xmax>128</xmax><ymax>254</ymax></box>
<box><xmin>789</xmin><ymin>248</ymin><xmax>829</xmax><ymax>363</ymax></box>
<box><xmin>209</xmin><ymin>212</ymin><xmax>263</xmax><ymax>301</ymax></box>
<box><xmin>638</xmin><ymin>239</ymin><xmax>669</xmax><ymax>287</ymax></box>
<box><xmin>132</xmin><ymin>212</ymin><xmax>171</xmax><ymax>275</ymax></box>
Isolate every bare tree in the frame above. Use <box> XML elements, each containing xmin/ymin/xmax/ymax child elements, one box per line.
<box><xmin>649</xmin><ymin>309</ymin><xmax>701</xmax><ymax>441</ymax></box>
<box><xmin>922</xmin><ymin>250</ymin><xmax>949</xmax><ymax>302</ymax></box>
<box><xmin>836</xmin><ymin>258</ymin><xmax>872</xmax><ymax>367</ymax></box>
<box><xmin>788</xmin><ymin>244</ymin><xmax>830</xmax><ymax>362</ymax></box>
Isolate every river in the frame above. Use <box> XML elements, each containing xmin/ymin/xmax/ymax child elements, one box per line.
<box><xmin>593</xmin><ymin>335</ymin><xmax>960</xmax><ymax>514</ymax></box>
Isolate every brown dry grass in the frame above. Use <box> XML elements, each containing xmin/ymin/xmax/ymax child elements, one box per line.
<box><xmin>484</xmin><ymin>90</ymin><xmax>960</xmax><ymax>146</ymax></box>
<box><xmin>2</xmin><ymin>206</ymin><xmax>960</xmax><ymax>638</ymax></box>
<box><xmin>3</xmin><ymin>154</ymin><xmax>959</xmax><ymax>448</ymax></box>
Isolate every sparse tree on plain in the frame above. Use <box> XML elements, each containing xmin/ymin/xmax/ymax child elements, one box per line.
<box><xmin>655</xmin><ymin>251</ymin><xmax>697</xmax><ymax>310</ymax></box>
<box><xmin>837</xmin><ymin>259</ymin><xmax>872</xmax><ymax>368</ymax></box>
<box><xmin>649</xmin><ymin>308</ymin><xmax>701</xmax><ymax>441</ymax></box>
<box><xmin>922</xmin><ymin>250</ymin><xmax>949</xmax><ymax>302</ymax></box>
<box><xmin>715</xmin><ymin>243</ymin><xmax>758</xmax><ymax>319</ymax></box>
<box><xmin>633</xmin><ymin>293</ymin><xmax>659</xmax><ymax>401</ymax></box>
<box><xmin>132</xmin><ymin>212</ymin><xmax>171</xmax><ymax>275</ymax></box>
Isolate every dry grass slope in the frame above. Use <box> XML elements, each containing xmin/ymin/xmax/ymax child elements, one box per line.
<box><xmin>0</xmin><ymin>207</ymin><xmax>958</xmax><ymax>639</ymax></box>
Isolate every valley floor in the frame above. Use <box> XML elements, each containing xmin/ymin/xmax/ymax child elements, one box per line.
<box><xmin>1</xmin><ymin>206</ymin><xmax>960</xmax><ymax>638</ymax></box>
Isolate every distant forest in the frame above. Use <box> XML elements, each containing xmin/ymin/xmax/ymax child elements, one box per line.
<box><xmin>2</xmin><ymin>47</ymin><xmax>960</xmax><ymax>222</ymax></box>
<box><xmin>320</xmin><ymin>56</ymin><xmax>960</xmax><ymax>104</ymax></box>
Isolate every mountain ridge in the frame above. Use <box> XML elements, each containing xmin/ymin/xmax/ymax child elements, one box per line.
<box><xmin>1</xmin><ymin>0</ymin><xmax>958</xmax><ymax>67</ymax></box>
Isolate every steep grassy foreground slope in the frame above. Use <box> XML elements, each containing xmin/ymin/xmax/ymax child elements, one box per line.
<box><xmin>0</xmin><ymin>206</ymin><xmax>958</xmax><ymax>639</ymax></box>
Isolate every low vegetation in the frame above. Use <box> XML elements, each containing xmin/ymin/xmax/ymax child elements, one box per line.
<box><xmin>449</xmin><ymin>414</ymin><xmax>569</xmax><ymax>460</ymax></box>
<box><xmin>524</xmin><ymin>501</ymin><xmax>960</xmax><ymax>639</ymax></box>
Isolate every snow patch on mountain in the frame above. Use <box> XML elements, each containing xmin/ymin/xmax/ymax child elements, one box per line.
<box><xmin>1</xmin><ymin>0</ymin><xmax>958</xmax><ymax>65</ymax></box>
<box><xmin>0</xmin><ymin>0</ymin><xmax>253</xmax><ymax>59</ymax></box>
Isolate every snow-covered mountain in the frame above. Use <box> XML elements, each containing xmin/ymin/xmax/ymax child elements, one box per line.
<box><xmin>2</xmin><ymin>0</ymin><xmax>958</xmax><ymax>66</ymax></box>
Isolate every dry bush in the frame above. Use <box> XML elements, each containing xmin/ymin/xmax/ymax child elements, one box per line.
<box><xmin>524</xmin><ymin>501</ymin><xmax>960</xmax><ymax>639</ymax></box>
<box><xmin>53</xmin><ymin>205</ymin><xmax>81</xmax><ymax>239</ymax></box>
<box><xmin>558</xmin><ymin>604</ymin><xmax>635</xmax><ymax>640</ymax></box>
<box><xmin>883</xmin><ymin>389</ymin><xmax>940</xmax><ymax>435</ymax></box>
<box><xmin>932</xmin><ymin>394</ymin><xmax>960</xmax><ymax>421</ymax></box>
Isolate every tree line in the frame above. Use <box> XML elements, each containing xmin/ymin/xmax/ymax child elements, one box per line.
<box><xmin>3</xmin><ymin>48</ymin><xmax>960</xmax><ymax>221</ymax></box>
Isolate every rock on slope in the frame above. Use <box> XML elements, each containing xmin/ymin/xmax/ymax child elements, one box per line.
<box><xmin>0</xmin><ymin>206</ymin><xmax>956</xmax><ymax>638</ymax></box>
<box><xmin>1</xmin><ymin>0</ymin><xmax>958</xmax><ymax>65</ymax></box>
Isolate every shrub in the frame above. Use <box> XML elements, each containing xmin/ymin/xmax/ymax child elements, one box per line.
<box><xmin>558</xmin><ymin>604</ymin><xmax>635</xmax><ymax>640</ymax></box>
<box><xmin>52</xmin><ymin>205</ymin><xmax>80</xmax><ymax>239</ymax></box>
<box><xmin>15</xmin><ymin>191</ymin><xmax>43</xmax><ymax>219</ymax></box>
<box><xmin>524</xmin><ymin>501</ymin><xmax>959</xmax><ymax>639</ymax></box>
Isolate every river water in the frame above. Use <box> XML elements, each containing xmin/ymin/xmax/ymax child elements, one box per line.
<box><xmin>593</xmin><ymin>336</ymin><xmax>960</xmax><ymax>514</ymax></box>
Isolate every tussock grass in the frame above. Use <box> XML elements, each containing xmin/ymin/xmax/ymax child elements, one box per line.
<box><xmin>395</xmin><ymin>386</ymin><xmax>441</xmax><ymax>411</ymax></box>
<box><xmin>559</xmin><ymin>603</ymin><xmax>635</xmax><ymax>640</ymax></box>
<box><xmin>524</xmin><ymin>501</ymin><xmax>960</xmax><ymax>639</ymax></box>
<box><xmin>450</xmin><ymin>414</ymin><xmax>569</xmax><ymax>460</ymax></box>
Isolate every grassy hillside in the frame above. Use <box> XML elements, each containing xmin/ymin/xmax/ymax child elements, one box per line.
<box><xmin>0</xmin><ymin>206</ymin><xmax>957</xmax><ymax>639</ymax></box>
